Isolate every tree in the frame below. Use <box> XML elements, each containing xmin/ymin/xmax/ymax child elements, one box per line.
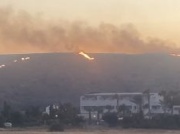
<box><xmin>159</xmin><ymin>90</ymin><xmax>180</xmax><ymax>114</ymax></box>
<box><xmin>49</xmin><ymin>105</ymin><xmax>59</xmax><ymax>119</ymax></box>
<box><xmin>102</xmin><ymin>112</ymin><xmax>118</xmax><ymax>127</ymax></box>
<box><xmin>118</xmin><ymin>104</ymin><xmax>131</xmax><ymax>117</ymax></box>
<box><xmin>105</xmin><ymin>105</ymin><xmax>114</xmax><ymax>113</ymax></box>
<box><xmin>93</xmin><ymin>106</ymin><xmax>103</xmax><ymax>122</ymax></box>
<box><xmin>84</xmin><ymin>106</ymin><xmax>94</xmax><ymax>124</ymax></box>
<box><xmin>24</xmin><ymin>105</ymin><xmax>42</xmax><ymax>126</ymax></box>
<box><xmin>25</xmin><ymin>106</ymin><xmax>42</xmax><ymax>119</ymax></box>
<box><xmin>131</xmin><ymin>94</ymin><xmax>143</xmax><ymax>114</ymax></box>
<box><xmin>11</xmin><ymin>111</ymin><xmax>24</xmax><ymax>126</ymax></box>
<box><xmin>42</xmin><ymin>113</ymin><xmax>50</xmax><ymax>125</ymax></box>
<box><xmin>48</xmin><ymin>103</ymin><xmax>83</xmax><ymax>126</ymax></box>
<box><xmin>143</xmin><ymin>89</ymin><xmax>151</xmax><ymax>116</ymax></box>
<box><xmin>1</xmin><ymin>101</ymin><xmax>11</xmax><ymax>122</ymax></box>
<box><xmin>57</xmin><ymin>103</ymin><xmax>79</xmax><ymax>125</ymax></box>
<box><xmin>113</xmin><ymin>94</ymin><xmax>119</xmax><ymax>112</ymax></box>
<box><xmin>49</xmin><ymin>122</ymin><xmax>64</xmax><ymax>132</ymax></box>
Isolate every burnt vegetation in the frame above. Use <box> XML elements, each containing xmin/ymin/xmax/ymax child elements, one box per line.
<box><xmin>0</xmin><ymin>53</ymin><xmax>180</xmax><ymax>109</ymax></box>
<box><xmin>0</xmin><ymin>52</ymin><xmax>180</xmax><ymax>130</ymax></box>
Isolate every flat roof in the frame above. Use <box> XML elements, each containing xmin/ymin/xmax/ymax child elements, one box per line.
<box><xmin>85</xmin><ymin>92</ymin><xmax>142</xmax><ymax>96</ymax></box>
<box><xmin>173</xmin><ymin>105</ymin><xmax>180</xmax><ymax>108</ymax></box>
<box><xmin>83</xmin><ymin>92</ymin><xmax>158</xmax><ymax>96</ymax></box>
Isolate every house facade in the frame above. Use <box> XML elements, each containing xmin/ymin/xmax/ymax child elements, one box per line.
<box><xmin>80</xmin><ymin>92</ymin><xmax>164</xmax><ymax>119</ymax></box>
<box><xmin>173</xmin><ymin>105</ymin><xmax>180</xmax><ymax>115</ymax></box>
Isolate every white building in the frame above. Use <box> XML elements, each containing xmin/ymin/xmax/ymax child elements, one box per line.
<box><xmin>173</xmin><ymin>105</ymin><xmax>180</xmax><ymax>115</ymax></box>
<box><xmin>80</xmin><ymin>92</ymin><xmax>164</xmax><ymax>119</ymax></box>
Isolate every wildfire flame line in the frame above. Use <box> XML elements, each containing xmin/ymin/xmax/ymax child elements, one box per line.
<box><xmin>170</xmin><ymin>54</ymin><xmax>180</xmax><ymax>57</ymax></box>
<box><xmin>0</xmin><ymin>64</ymin><xmax>5</xmax><ymax>68</ymax></box>
<box><xmin>0</xmin><ymin>56</ymin><xmax>30</xmax><ymax>69</ymax></box>
<box><xmin>79</xmin><ymin>51</ymin><xmax>94</xmax><ymax>60</ymax></box>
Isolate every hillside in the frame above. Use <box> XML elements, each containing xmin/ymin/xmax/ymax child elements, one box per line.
<box><xmin>0</xmin><ymin>53</ymin><xmax>179</xmax><ymax>109</ymax></box>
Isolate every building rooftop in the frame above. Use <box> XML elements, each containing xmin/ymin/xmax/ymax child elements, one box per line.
<box><xmin>85</xmin><ymin>92</ymin><xmax>142</xmax><ymax>96</ymax></box>
<box><xmin>83</xmin><ymin>92</ymin><xmax>159</xmax><ymax>96</ymax></box>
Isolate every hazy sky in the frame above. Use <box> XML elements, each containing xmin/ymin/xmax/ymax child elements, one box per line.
<box><xmin>0</xmin><ymin>0</ymin><xmax>180</xmax><ymax>54</ymax></box>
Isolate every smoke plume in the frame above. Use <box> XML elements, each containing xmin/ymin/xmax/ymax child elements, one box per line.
<box><xmin>0</xmin><ymin>7</ymin><xmax>179</xmax><ymax>54</ymax></box>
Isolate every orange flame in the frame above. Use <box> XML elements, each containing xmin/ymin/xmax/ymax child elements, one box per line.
<box><xmin>170</xmin><ymin>54</ymin><xmax>180</xmax><ymax>57</ymax></box>
<box><xmin>0</xmin><ymin>64</ymin><xmax>5</xmax><ymax>68</ymax></box>
<box><xmin>0</xmin><ymin>56</ymin><xmax>31</xmax><ymax>70</ymax></box>
<box><xmin>79</xmin><ymin>51</ymin><xmax>94</xmax><ymax>60</ymax></box>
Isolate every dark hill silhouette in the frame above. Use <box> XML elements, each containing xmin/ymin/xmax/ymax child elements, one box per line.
<box><xmin>0</xmin><ymin>53</ymin><xmax>179</xmax><ymax>109</ymax></box>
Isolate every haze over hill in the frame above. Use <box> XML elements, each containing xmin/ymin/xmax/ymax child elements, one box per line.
<box><xmin>0</xmin><ymin>53</ymin><xmax>179</xmax><ymax>109</ymax></box>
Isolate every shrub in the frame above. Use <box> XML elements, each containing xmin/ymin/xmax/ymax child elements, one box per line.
<box><xmin>49</xmin><ymin>122</ymin><xmax>64</xmax><ymax>132</ymax></box>
<box><xmin>122</xmin><ymin>114</ymin><xmax>180</xmax><ymax>129</ymax></box>
<box><xmin>102</xmin><ymin>112</ymin><xmax>118</xmax><ymax>127</ymax></box>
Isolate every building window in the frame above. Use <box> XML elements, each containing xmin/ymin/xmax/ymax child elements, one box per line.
<box><xmin>152</xmin><ymin>105</ymin><xmax>160</xmax><ymax>110</ymax></box>
<box><xmin>174</xmin><ymin>107</ymin><xmax>180</xmax><ymax>110</ymax></box>
<box><xmin>127</xmin><ymin>106</ymin><xmax>132</xmax><ymax>110</ymax></box>
<box><xmin>82</xmin><ymin>95</ymin><xmax>97</xmax><ymax>100</ymax></box>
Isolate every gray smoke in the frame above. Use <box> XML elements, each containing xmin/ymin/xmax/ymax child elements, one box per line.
<box><xmin>0</xmin><ymin>6</ymin><xmax>179</xmax><ymax>54</ymax></box>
